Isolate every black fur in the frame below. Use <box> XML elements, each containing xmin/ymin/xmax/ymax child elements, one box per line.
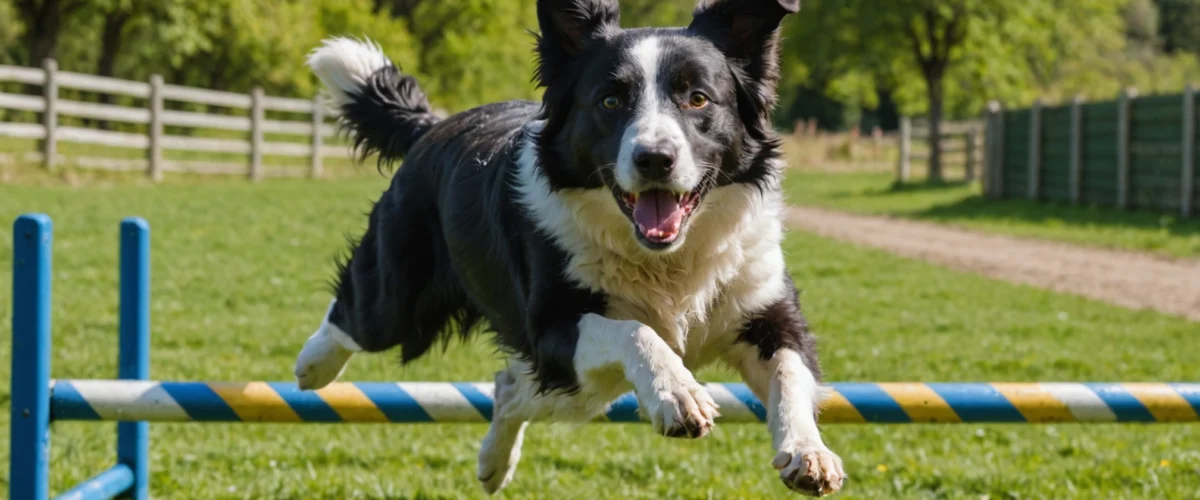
<box><xmin>736</xmin><ymin>274</ymin><xmax>821</xmax><ymax>382</ymax></box>
<box><xmin>325</xmin><ymin>0</ymin><xmax>811</xmax><ymax>393</ymax></box>
<box><xmin>339</xmin><ymin>63</ymin><xmax>441</xmax><ymax>170</ymax></box>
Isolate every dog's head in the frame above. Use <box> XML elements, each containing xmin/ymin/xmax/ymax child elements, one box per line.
<box><xmin>533</xmin><ymin>0</ymin><xmax>797</xmax><ymax>252</ymax></box>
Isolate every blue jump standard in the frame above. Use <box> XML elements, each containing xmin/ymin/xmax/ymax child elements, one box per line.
<box><xmin>11</xmin><ymin>215</ymin><xmax>149</xmax><ymax>500</ymax></box>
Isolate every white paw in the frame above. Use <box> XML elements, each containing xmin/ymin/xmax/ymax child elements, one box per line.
<box><xmin>773</xmin><ymin>445</ymin><xmax>845</xmax><ymax>496</ymax></box>
<box><xmin>477</xmin><ymin>422</ymin><xmax>526</xmax><ymax>495</ymax></box>
<box><xmin>478</xmin><ymin>370</ymin><xmax>527</xmax><ymax>494</ymax></box>
<box><xmin>294</xmin><ymin>328</ymin><xmax>354</xmax><ymax>390</ymax></box>
<box><xmin>638</xmin><ymin>376</ymin><xmax>719</xmax><ymax>438</ymax></box>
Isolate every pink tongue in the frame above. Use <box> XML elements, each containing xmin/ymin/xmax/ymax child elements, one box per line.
<box><xmin>632</xmin><ymin>190</ymin><xmax>685</xmax><ymax>242</ymax></box>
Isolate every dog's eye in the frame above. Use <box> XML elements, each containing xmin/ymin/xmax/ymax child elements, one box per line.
<box><xmin>688</xmin><ymin>92</ymin><xmax>710</xmax><ymax>109</ymax></box>
<box><xmin>600</xmin><ymin>95</ymin><xmax>623</xmax><ymax>110</ymax></box>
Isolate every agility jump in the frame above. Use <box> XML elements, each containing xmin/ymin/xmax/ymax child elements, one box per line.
<box><xmin>10</xmin><ymin>214</ymin><xmax>1200</xmax><ymax>500</ymax></box>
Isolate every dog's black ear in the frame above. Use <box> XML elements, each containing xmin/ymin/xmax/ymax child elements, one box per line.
<box><xmin>689</xmin><ymin>0</ymin><xmax>799</xmax><ymax>138</ymax></box>
<box><xmin>689</xmin><ymin>0</ymin><xmax>798</xmax><ymax>64</ymax></box>
<box><xmin>534</xmin><ymin>0</ymin><xmax>621</xmax><ymax>88</ymax></box>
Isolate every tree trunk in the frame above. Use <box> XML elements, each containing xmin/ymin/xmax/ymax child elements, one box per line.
<box><xmin>924</xmin><ymin>70</ymin><xmax>945</xmax><ymax>183</ymax></box>
<box><xmin>95</xmin><ymin>10</ymin><xmax>131</xmax><ymax>130</ymax></box>
<box><xmin>19</xmin><ymin>0</ymin><xmax>76</xmax><ymax>149</ymax></box>
<box><xmin>21</xmin><ymin>0</ymin><xmax>70</xmax><ymax>70</ymax></box>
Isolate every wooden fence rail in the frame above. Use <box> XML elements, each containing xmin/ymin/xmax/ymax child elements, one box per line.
<box><xmin>897</xmin><ymin>116</ymin><xmax>984</xmax><ymax>183</ymax></box>
<box><xmin>0</xmin><ymin>58</ymin><xmax>349</xmax><ymax>180</ymax></box>
<box><xmin>986</xmin><ymin>88</ymin><xmax>1197</xmax><ymax>218</ymax></box>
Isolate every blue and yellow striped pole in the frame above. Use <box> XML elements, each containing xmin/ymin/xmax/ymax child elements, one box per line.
<box><xmin>49</xmin><ymin>380</ymin><xmax>1200</xmax><ymax>424</ymax></box>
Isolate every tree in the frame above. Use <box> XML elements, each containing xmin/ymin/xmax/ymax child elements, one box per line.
<box><xmin>15</xmin><ymin>0</ymin><xmax>87</xmax><ymax>68</ymax></box>
<box><xmin>853</xmin><ymin>1</ymin><xmax>976</xmax><ymax>182</ymax></box>
<box><xmin>1125</xmin><ymin>0</ymin><xmax>1161</xmax><ymax>56</ymax></box>
<box><xmin>1157</xmin><ymin>0</ymin><xmax>1200</xmax><ymax>53</ymax></box>
<box><xmin>777</xmin><ymin>0</ymin><xmax>876</xmax><ymax>131</ymax></box>
<box><xmin>787</xmin><ymin>0</ymin><xmax>1128</xmax><ymax>183</ymax></box>
<box><xmin>403</xmin><ymin>0</ymin><xmax>539</xmax><ymax>109</ymax></box>
<box><xmin>0</xmin><ymin>2</ymin><xmax>22</xmax><ymax>65</ymax></box>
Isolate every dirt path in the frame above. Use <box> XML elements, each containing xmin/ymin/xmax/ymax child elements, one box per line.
<box><xmin>785</xmin><ymin>206</ymin><xmax>1200</xmax><ymax>322</ymax></box>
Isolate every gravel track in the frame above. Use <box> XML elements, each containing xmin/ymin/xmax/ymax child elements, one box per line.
<box><xmin>785</xmin><ymin>206</ymin><xmax>1200</xmax><ymax>322</ymax></box>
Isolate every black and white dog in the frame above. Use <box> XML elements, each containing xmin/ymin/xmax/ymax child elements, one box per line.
<box><xmin>294</xmin><ymin>0</ymin><xmax>844</xmax><ymax>495</ymax></box>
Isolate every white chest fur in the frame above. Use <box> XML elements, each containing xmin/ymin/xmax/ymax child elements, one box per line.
<box><xmin>515</xmin><ymin>123</ymin><xmax>789</xmax><ymax>368</ymax></box>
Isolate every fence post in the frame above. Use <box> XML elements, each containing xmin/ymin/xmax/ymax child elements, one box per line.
<box><xmin>249</xmin><ymin>86</ymin><xmax>264</xmax><ymax>181</ymax></box>
<box><xmin>1070</xmin><ymin>95</ymin><xmax>1084</xmax><ymax>205</ymax></box>
<box><xmin>1028</xmin><ymin>99</ymin><xmax>1042</xmax><ymax>200</ymax></box>
<box><xmin>41</xmin><ymin>59</ymin><xmax>58</xmax><ymax>171</ymax></box>
<box><xmin>311</xmin><ymin>96</ymin><xmax>323</xmax><ymax>179</ymax></box>
<box><xmin>983</xmin><ymin>107</ymin><xmax>993</xmax><ymax>194</ymax></box>
<box><xmin>1117</xmin><ymin>88</ymin><xmax>1135</xmax><ymax>210</ymax></box>
<box><xmin>1183</xmin><ymin>85</ymin><xmax>1195</xmax><ymax>218</ymax></box>
<box><xmin>965</xmin><ymin>131</ymin><xmax>977</xmax><ymax>182</ymax></box>
<box><xmin>147</xmin><ymin>75</ymin><xmax>164</xmax><ymax>182</ymax></box>
<box><xmin>986</xmin><ymin>101</ymin><xmax>1004</xmax><ymax>198</ymax></box>
<box><xmin>898</xmin><ymin>116</ymin><xmax>911</xmax><ymax>183</ymax></box>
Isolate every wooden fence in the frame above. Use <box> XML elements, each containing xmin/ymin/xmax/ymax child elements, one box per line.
<box><xmin>897</xmin><ymin>117</ymin><xmax>984</xmax><ymax>183</ymax></box>
<box><xmin>985</xmin><ymin>89</ymin><xmax>1197</xmax><ymax>218</ymax></box>
<box><xmin>0</xmin><ymin>59</ymin><xmax>348</xmax><ymax>180</ymax></box>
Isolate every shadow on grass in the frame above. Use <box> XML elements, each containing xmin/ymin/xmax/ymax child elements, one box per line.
<box><xmin>832</xmin><ymin>178</ymin><xmax>1200</xmax><ymax>241</ymax></box>
<box><xmin>910</xmin><ymin>195</ymin><xmax>1200</xmax><ymax>239</ymax></box>
<box><xmin>886</xmin><ymin>179</ymin><xmax>974</xmax><ymax>193</ymax></box>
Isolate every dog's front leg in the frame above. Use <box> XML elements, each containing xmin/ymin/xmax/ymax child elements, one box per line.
<box><xmin>478</xmin><ymin>313</ymin><xmax>718</xmax><ymax>494</ymax></box>
<box><xmin>732</xmin><ymin>346</ymin><xmax>845</xmax><ymax>496</ymax></box>
<box><xmin>573</xmin><ymin>313</ymin><xmax>719</xmax><ymax>438</ymax></box>
<box><xmin>730</xmin><ymin>288</ymin><xmax>846</xmax><ymax>498</ymax></box>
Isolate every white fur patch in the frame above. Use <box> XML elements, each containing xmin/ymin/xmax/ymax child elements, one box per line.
<box><xmin>307</xmin><ymin>37</ymin><xmax>392</xmax><ymax>108</ymax></box>
<box><xmin>616</xmin><ymin>36</ymin><xmax>699</xmax><ymax>192</ymax></box>
<box><xmin>575</xmin><ymin>314</ymin><xmax>717</xmax><ymax>435</ymax></box>
<box><xmin>483</xmin><ymin>314</ymin><xmax>716</xmax><ymax>434</ymax></box>
<box><xmin>294</xmin><ymin>300</ymin><xmax>361</xmax><ymax>390</ymax></box>
<box><xmin>515</xmin><ymin>121</ymin><xmax>787</xmax><ymax>364</ymax></box>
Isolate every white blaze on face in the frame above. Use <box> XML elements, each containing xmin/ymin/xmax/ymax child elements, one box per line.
<box><xmin>615</xmin><ymin>36</ymin><xmax>699</xmax><ymax>192</ymax></box>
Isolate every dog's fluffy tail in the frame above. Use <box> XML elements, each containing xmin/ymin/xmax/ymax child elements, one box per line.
<box><xmin>308</xmin><ymin>37</ymin><xmax>440</xmax><ymax>166</ymax></box>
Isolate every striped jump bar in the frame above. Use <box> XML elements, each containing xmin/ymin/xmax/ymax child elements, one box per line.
<box><xmin>50</xmin><ymin>380</ymin><xmax>1200</xmax><ymax>424</ymax></box>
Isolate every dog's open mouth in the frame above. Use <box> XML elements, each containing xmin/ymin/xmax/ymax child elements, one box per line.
<box><xmin>617</xmin><ymin>188</ymin><xmax>701</xmax><ymax>246</ymax></box>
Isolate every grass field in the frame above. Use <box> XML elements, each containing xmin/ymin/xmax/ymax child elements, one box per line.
<box><xmin>783</xmin><ymin>171</ymin><xmax>1200</xmax><ymax>259</ymax></box>
<box><xmin>1</xmin><ymin>175</ymin><xmax>1199</xmax><ymax>499</ymax></box>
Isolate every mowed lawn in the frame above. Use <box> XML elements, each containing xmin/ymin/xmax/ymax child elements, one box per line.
<box><xmin>1</xmin><ymin>176</ymin><xmax>1198</xmax><ymax>499</ymax></box>
<box><xmin>783</xmin><ymin>171</ymin><xmax>1200</xmax><ymax>259</ymax></box>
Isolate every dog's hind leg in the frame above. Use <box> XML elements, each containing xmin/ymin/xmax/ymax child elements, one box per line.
<box><xmin>296</xmin><ymin>178</ymin><xmax>468</xmax><ymax>389</ymax></box>
<box><xmin>295</xmin><ymin>300</ymin><xmax>362</xmax><ymax>390</ymax></box>
<box><xmin>477</xmin><ymin>359</ymin><xmax>623</xmax><ymax>495</ymax></box>
<box><xmin>477</xmin><ymin>368</ymin><xmax>530</xmax><ymax>494</ymax></box>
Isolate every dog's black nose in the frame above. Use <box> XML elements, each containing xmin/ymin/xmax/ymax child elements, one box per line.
<box><xmin>633</xmin><ymin>144</ymin><xmax>676</xmax><ymax>180</ymax></box>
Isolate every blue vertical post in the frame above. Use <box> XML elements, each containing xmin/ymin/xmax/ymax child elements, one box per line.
<box><xmin>117</xmin><ymin>218</ymin><xmax>150</xmax><ymax>500</ymax></box>
<box><xmin>11</xmin><ymin>214</ymin><xmax>53</xmax><ymax>500</ymax></box>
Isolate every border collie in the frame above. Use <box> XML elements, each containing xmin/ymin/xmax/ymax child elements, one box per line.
<box><xmin>294</xmin><ymin>0</ymin><xmax>844</xmax><ymax>495</ymax></box>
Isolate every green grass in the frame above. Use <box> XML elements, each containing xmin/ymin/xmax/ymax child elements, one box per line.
<box><xmin>1</xmin><ymin>176</ymin><xmax>1198</xmax><ymax>499</ymax></box>
<box><xmin>783</xmin><ymin>171</ymin><xmax>1200</xmax><ymax>259</ymax></box>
